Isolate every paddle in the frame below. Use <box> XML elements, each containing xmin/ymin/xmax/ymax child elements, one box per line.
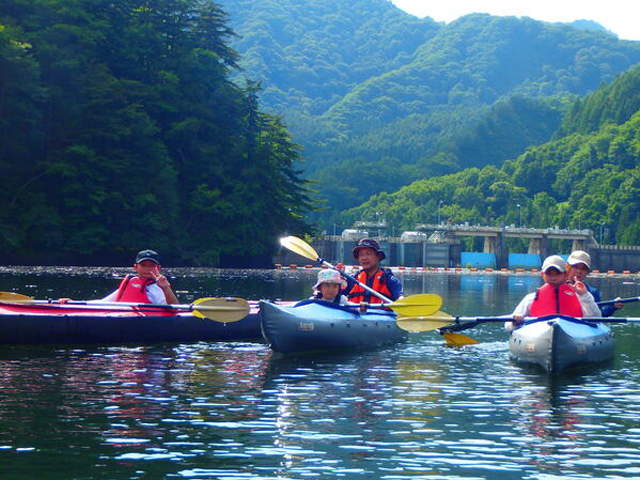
<box><xmin>442</xmin><ymin>332</ymin><xmax>480</xmax><ymax>347</ymax></box>
<box><xmin>440</xmin><ymin>296</ymin><xmax>640</xmax><ymax>347</ymax></box>
<box><xmin>281</xmin><ymin>235</ymin><xmax>393</xmax><ymax>303</ymax></box>
<box><xmin>598</xmin><ymin>295</ymin><xmax>640</xmax><ymax>306</ymax></box>
<box><xmin>397</xmin><ymin>311</ymin><xmax>640</xmax><ymax>332</ymax></box>
<box><xmin>0</xmin><ymin>292</ymin><xmax>250</xmax><ymax>323</ymax></box>
<box><xmin>392</xmin><ymin>310</ymin><xmax>482</xmax><ymax>347</ymax></box>
<box><xmin>0</xmin><ymin>292</ymin><xmax>34</xmax><ymax>303</ymax></box>
<box><xmin>279</xmin><ymin>235</ymin><xmax>442</xmax><ymax>316</ymax></box>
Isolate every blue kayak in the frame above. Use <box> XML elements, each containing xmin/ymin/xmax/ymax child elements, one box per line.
<box><xmin>259</xmin><ymin>299</ymin><xmax>407</xmax><ymax>354</ymax></box>
<box><xmin>509</xmin><ymin>315</ymin><xmax>615</xmax><ymax>372</ymax></box>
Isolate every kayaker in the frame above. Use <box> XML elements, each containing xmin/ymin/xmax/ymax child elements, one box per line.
<box><xmin>61</xmin><ymin>249</ymin><xmax>178</xmax><ymax>305</ymax></box>
<box><xmin>311</xmin><ymin>269</ymin><xmax>350</xmax><ymax>305</ymax></box>
<box><xmin>346</xmin><ymin>238</ymin><xmax>403</xmax><ymax>304</ymax></box>
<box><xmin>506</xmin><ymin>255</ymin><xmax>600</xmax><ymax>331</ymax></box>
<box><xmin>103</xmin><ymin>249</ymin><xmax>179</xmax><ymax>304</ymax></box>
<box><xmin>567</xmin><ymin>250</ymin><xmax>623</xmax><ymax>317</ymax></box>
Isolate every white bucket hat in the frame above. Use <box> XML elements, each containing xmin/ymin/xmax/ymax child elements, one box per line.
<box><xmin>541</xmin><ymin>255</ymin><xmax>566</xmax><ymax>273</ymax></box>
<box><xmin>567</xmin><ymin>250</ymin><xmax>591</xmax><ymax>270</ymax></box>
<box><xmin>313</xmin><ymin>269</ymin><xmax>347</xmax><ymax>290</ymax></box>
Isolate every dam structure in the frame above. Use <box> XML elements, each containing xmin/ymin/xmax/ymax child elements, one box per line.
<box><xmin>277</xmin><ymin>221</ymin><xmax>640</xmax><ymax>272</ymax></box>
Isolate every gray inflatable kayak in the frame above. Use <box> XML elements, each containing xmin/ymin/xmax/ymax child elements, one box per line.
<box><xmin>259</xmin><ymin>299</ymin><xmax>407</xmax><ymax>354</ymax></box>
<box><xmin>509</xmin><ymin>316</ymin><xmax>615</xmax><ymax>372</ymax></box>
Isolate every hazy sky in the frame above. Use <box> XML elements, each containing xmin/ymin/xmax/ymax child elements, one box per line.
<box><xmin>391</xmin><ymin>0</ymin><xmax>640</xmax><ymax>41</ymax></box>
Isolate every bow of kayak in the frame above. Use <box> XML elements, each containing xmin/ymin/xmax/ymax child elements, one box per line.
<box><xmin>509</xmin><ymin>316</ymin><xmax>615</xmax><ymax>373</ymax></box>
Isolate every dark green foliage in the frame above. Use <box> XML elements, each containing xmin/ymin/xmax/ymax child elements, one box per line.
<box><xmin>556</xmin><ymin>63</ymin><xmax>640</xmax><ymax>136</ymax></box>
<box><xmin>0</xmin><ymin>0</ymin><xmax>313</xmax><ymax>265</ymax></box>
<box><xmin>222</xmin><ymin>0</ymin><xmax>440</xmax><ymax>116</ymax></box>
<box><xmin>448</xmin><ymin>96</ymin><xmax>565</xmax><ymax>168</ymax></box>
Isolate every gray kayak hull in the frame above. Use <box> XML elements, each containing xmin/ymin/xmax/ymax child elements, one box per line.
<box><xmin>509</xmin><ymin>316</ymin><xmax>615</xmax><ymax>372</ymax></box>
<box><xmin>259</xmin><ymin>299</ymin><xmax>407</xmax><ymax>354</ymax></box>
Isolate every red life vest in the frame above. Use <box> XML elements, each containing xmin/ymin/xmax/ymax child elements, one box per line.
<box><xmin>115</xmin><ymin>275</ymin><xmax>155</xmax><ymax>303</ymax></box>
<box><xmin>530</xmin><ymin>283</ymin><xmax>583</xmax><ymax>317</ymax></box>
<box><xmin>348</xmin><ymin>268</ymin><xmax>393</xmax><ymax>304</ymax></box>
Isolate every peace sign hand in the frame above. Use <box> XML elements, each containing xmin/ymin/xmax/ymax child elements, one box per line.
<box><xmin>150</xmin><ymin>266</ymin><xmax>171</xmax><ymax>289</ymax></box>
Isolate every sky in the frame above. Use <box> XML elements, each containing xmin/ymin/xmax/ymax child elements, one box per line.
<box><xmin>391</xmin><ymin>0</ymin><xmax>640</xmax><ymax>41</ymax></box>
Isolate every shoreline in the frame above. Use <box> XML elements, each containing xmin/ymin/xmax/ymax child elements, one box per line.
<box><xmin>0</xmin><ymin>264</ymin><xmax>638</xmax><ymax>278</ymax></box>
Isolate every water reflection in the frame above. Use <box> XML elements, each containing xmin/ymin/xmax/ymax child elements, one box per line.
<box><xmin>1</xmin><ymin>337</ymin><xmax>640</xmax><ymax>479</ymax></box>
<box><xmin>0</xmin><ymin>269</ymin><xmax>640</xmax><ymax>479</ymax></box>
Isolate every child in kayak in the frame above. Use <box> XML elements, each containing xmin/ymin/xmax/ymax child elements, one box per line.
<box><xmin>567</xmin><ymin>250</ymin><xmax>623</xmax><ymax>317</ymax></box>
<box><xmin>506</xmin><ymin>255</ymin><xmax>600</xmax><ymax>331</ymax></box>
<box><xmin>60</xmin><ymin>249</ymin><xmax>178</xmax><ymax>305</ymax></box>
<box><xmin>311</xmin><ymin>269</ymin><xmax>349</xmax><ymax>305</ymax></box>
<box><xmin>102</xmin><ymin>249</ymin><xmax>179</xmax><ymax>304</ymax></box>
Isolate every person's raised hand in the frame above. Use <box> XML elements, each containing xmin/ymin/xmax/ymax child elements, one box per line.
<box><xmin>573</xmin><ymin>281</ymin><xmax>587</xmax><ymax>295</ymax></box>
<box><xmin>150</xmin><ymin>266</ymin><xmax>171</xmax><ymax>289</ymax></box>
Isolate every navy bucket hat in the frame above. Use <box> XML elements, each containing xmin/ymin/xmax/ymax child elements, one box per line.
<box><xmin>352</xmin><ymin>238</ymin><xmax>386</xmax><ymax>261</ymax></box>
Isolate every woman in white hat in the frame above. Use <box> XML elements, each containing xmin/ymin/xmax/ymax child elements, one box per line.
<box><xmin>311</xmin><ymin>269</ymin><xmax>350</xmax><ymax>305</ymax></box>
<box><xmin>567</xmin><ymin>250</ymin><xmax>623</xmax><ymax>316</ymax></box>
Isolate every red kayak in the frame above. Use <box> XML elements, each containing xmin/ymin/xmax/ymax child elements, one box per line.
<box><xmin>0</xmin><ymin>300</ymin><xmax>288</xmax><ymax>345</ymax></box>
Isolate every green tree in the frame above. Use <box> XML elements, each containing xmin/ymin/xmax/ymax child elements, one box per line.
<box><xmin>0</xmin><ymin>0</ymin><xmax>313</xmax><ymax>265</ymax></box>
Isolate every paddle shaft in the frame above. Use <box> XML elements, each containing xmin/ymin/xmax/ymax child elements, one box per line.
<box><xmin>28</xmin><ymin>299</ymin><xmax>239</xmax><ymax>313</ymax></box>
<box><xmin>442</xmin><ymin>314</ymin><xmax>640</xmax><ymax>324</ymax></box>
<box><xmin>278</xmin><ymin>235</ymin><xmax>394</xmax><ymax>303</ymax></box>
<box><xmin>597</xmin><ymin>295</ymin><xmax>640</xmax><ymax>306</ymax></box>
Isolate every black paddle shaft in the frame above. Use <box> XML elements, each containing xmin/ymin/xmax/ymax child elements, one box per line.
<box><xmin>598</xmin><ymin>296</ymin><xmax>640</xmax><ymax>306</ymax></box>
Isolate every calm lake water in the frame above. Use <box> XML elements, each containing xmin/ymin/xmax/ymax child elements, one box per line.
<box><xmin>1</xmin><ymin>267</ymin><xmax>640</xmax><ymax>480</ymax></box>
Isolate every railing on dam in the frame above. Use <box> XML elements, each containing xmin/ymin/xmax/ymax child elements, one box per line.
<box><xmin>415</xmin><ymin>223</ymin><xmax>597</xmax><ymax>241</ymax></box>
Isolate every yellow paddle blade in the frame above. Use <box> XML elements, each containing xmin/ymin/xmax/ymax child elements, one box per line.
<box><xmin>396</xmin><ymin>311</ymin><xmax>454</xmax><ymax>332</ymax></box>
<box><xmin>191</xmin><ymin>297</ymin><xmax>251</xmax><ymax>323</ymax></box>
<box><xmin>388</xmin><ymin>294</ymin><xmax>443</xmax><ymax>317</ymax></box>
<box><xmin>0</xmin><ymin>292</ymin><xmax>35</xmax><ymax>303</ymax></box>
<box><xmin>443</xmin><ymin>332</ymin><xmax>479</xmax><ymax>347</ymax></box>
<box><xmin>279</xmin><ymin>235</ymin><xmax>320</xmax><ymax>263</ymax></box>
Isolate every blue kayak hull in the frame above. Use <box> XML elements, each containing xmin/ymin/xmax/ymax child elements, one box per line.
<box><xmin>259</xmin><ymin>300</ymin><xmax>407</xmax><ymax>354</ymax></box>
<box><xmin>509</xmin><ymin>316</ymin><xmax>615</xmax><ymax>372</ymax></box>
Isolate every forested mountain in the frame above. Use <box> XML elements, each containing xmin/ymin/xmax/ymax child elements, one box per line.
<box><xmin>0</xmin><ymin>0</ymin><xmax>313</xmax><ymax>266</ymax></box>
<box><xmin>338</xmin><ymin>65</ymin><xmax>640</xmax><ymax>246</ymax></box>
<box><xmin>220</xmin><ymin>0</ymin><xmax>441</xmax><ymax>116</ymax></box>
<box><xmin>2</xmin><ymin>0</ymin><xmax>639</xmax><ymax>266</ymax></box>
<box><xmin>556</xmin><ymin>63</ymin><xmax>640</xmax><ymax>137</ymax></box>
<box><xmin>219</xmin><ymin>0</ymin><xmax>640</xmax><ymax>225</ymax></box>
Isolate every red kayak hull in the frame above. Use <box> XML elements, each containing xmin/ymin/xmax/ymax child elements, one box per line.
<box><xmin>0</xmin><ymin>301</ymin><xmax>277</xmax><ymax>345</ymax></box>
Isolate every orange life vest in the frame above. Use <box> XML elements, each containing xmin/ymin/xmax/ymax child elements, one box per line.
<box><xmin>347</xmin><ymin>268</ymin><xmax>393</xmax><ymax>304</ymax></box>
<box><xmin>530</xmin><ymin>283</ymin><xmax>583</xmax><ymax>317</ymax></box>
<box><xmin>115</xmin><ymin>275</ymin><xmax>155</xmax><ymax>303</ymax></box>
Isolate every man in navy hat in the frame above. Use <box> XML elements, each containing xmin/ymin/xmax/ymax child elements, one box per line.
<box><xmin>346</xmin><ymin>238</ymin><xmax>403</xmax><ymax>303</ymax></box>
